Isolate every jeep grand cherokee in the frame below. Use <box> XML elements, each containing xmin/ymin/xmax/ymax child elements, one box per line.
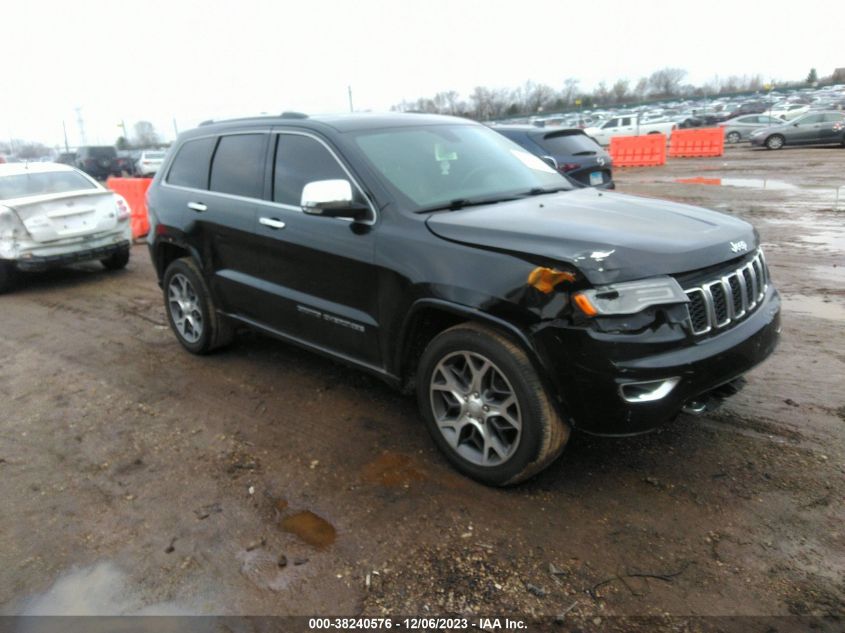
<box><xmin>146</xmin><ymin>113</ymin><xmax>781</xmax><ymax>486</ymax></box>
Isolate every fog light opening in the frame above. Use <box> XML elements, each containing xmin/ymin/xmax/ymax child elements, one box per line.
<box><xmin>619</xmin><ymin>377</ymin><xmax>680</xmax><ymax>403</ymax></box>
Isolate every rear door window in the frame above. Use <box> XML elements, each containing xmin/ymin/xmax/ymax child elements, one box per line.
<box><xmin>209</xmin><ymin>134</ymin><xmax>267</xmax><ymax>199</ymax></box>
<box><xmin>273</xmin><ymin>134</ymin><xmax>347</xmax><ymax>207</ymax></box>
<box><xmin>167</xmin><ymin>137</ymin><xmax>216</xmax><ymax>189</ymax></box>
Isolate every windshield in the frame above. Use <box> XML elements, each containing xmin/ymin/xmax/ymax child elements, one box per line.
<box><xmin>350</xmin><ymin>124</ymin><xmax>570</xmax><ymax>212</ymax></box>
<box><xmin>145</xmin><ymin>152</ymin><xmax>165</xmax><ymax>159</ymax></box>
<box><xmin>0</xmin><ymin>170</ymin><xmax>98</xmax><ymax>200</ymax></box>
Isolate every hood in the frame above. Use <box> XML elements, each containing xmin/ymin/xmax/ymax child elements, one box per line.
<box><xmin>425</xmin><ymin>188</ymin><xmax>757</xmax><ymax>285</ymax></box>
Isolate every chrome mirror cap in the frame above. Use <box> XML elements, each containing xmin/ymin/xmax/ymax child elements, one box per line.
<box><xmin>301</xmin><ymin>179</ymin><xmax>354</xmax><ymax>214</ymax></box>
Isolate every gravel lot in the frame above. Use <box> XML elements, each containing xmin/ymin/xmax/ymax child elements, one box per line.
<box><xmin>0</xmin><ymin>145</ymin><xmax>843</xmax><ymax>628</ymax></box>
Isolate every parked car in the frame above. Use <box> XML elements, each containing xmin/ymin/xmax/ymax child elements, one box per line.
<box><xmin>56</xmin><ymin>152</ymin><xmax>77</xmax><ymax>166</ymax></box>
<box><xmin>146</xmin><ymin>113</ymin><xmax>780</xmax><ymax>486</ymax></box>
<box><xmin>135</xmin><ymin>150</ymin><xmax>166</xmax><ymax>177</ymax></box>
<box><xmin>584</xmin><ymin>115</ymin><xmax>676</xmax><ymax>145</ymax></box>
<box><xmin>719</xmin><ymin>114</ymin><xmax>786</xmax><ymax>143</ymax></box>
<box><xmin>76</xmin><ymin>146</ymin><xmax>120</xmax><ymax>179</ymax></box>
<box><xmin>114</xmin><ymin>151</ymin><xmax>138</xmax><ymax>176</ymax></box>
<box><xmin>0</xmin><ymin>163</ymin><xmax>132</xmax><ymax>292</ymax></box>
<box><xmin>727</xmin><ymin>101</ymin><xmax>770</xmax><ymax>118</ymax></box>
<box><xmin>766</xmin><ymin>104</ymin><xmax>809</xmax><ymax>121</ymax></box>
<box><xmin>750</xmin><ymin>111</ymin><xmax>845</xmax><ymax>149</ymax></box>
<box><xmin>492</xmin><ymin>125</ymin><xmax>614</xmax><ymax>189</ymax></box>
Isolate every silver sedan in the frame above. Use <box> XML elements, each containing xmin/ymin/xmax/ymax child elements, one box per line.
<box><xmin>719</xmin><ymin>114</ymin><xmax>786</xmax><ymax>144</ymax></box>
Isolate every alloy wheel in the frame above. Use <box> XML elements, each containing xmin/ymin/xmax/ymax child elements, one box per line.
<box><xmin>168</xmin><ymin>273</ymin><xmax>203</xmax><ymax>343</ymax></box>
<box><xmin>429</xmin><ymin>351</ymin><xmax>522</xmax><ymax>467</ymax></box>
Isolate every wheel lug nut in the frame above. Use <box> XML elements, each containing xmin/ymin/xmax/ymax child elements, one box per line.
<box><xmin>483</xmin><ymin>405</ymin><xmax>489</xmax><ymax>412</ymax></box>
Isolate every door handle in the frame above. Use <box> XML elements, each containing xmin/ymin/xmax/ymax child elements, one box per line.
<box><xmin>187</xmin><ymin>202</ymin><xmax>207</xmax><ymax>212</ymax></box>
<box><xmin>259</xmin><ymin>217</ymin><xmax>286</xmax><ymax>229</ymax></box>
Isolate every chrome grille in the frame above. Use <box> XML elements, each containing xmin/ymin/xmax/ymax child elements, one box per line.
<box><xmin>684</xmin><ymin>250</ymin><xmax>768</xmax><ymax>336</ymax></box>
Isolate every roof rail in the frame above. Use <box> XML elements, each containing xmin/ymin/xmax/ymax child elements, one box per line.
<box><xmin>198</xmin><ymin>112</ymin><xmax>309</xmax><ymax>127</ymax></box>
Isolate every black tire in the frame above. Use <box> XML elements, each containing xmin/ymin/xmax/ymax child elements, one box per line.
<box><xmin>416</xmin><ymin>322</ymin><xmax>569</xmax><ymax>486</ymax></box>
<box><xmin>101</xmin><ymin>247</ymin><xmax>130</xmax><ymax>270</ymax></box>
<box><xmin>0</xmin><ymin>262</ymin><xmax>17</xmax><ymax>294</ymax></box>
<box><xmin>162</xmin><ymin>257</ymin><xmax>234</xmax><ymax>354</ymax></box>
<box><xmin>727</xmin><ymin>131</ymin><xmax>741</xmax><ymax>144</ymax></box>
<box><xmin>765</xmin><ymin>134</ymin><xmax>785</xmax><ymax>150</ymax></box>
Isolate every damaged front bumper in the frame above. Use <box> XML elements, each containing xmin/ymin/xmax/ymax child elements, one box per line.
<box><xmin>533</xmin><ymin>285</ymin><xmax>781</xmax><ymax>436</ymax></box>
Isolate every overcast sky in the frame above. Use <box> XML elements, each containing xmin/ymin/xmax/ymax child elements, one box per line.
<box><xmin>4</xmin><ymin>0</ymin><xmax>841</xmax><ymax>147</ymax></box>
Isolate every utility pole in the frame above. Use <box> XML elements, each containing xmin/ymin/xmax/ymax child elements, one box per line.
<box><xmin>348</xmin><ymin>85</ymin><xmax>354</xmax><ymax>113</ymax></box>
<box><xmin>62</xmin><ymin>120</ymin><xmax>70</xmax><ymax>153</ymax></box>
<box><xmin>172</xmin><ymin>118</ymin><xmax>179</xmax><ymax>138</ymax></box>
<box><xmin>74</xmin><ymin>107</ymin><xmax>87</xmax><ymax>146</ymax></box>
<box><xmin>120</xmin><ymin>120</ymin><xmax>129</xmax><ymax>140</ymax></box>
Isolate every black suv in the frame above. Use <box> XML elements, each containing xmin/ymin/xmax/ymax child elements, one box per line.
<box><xmin>76</xmin><ymin>146</ymin><xmax>119</xmax><ymax>179</ymax></box>
<box><xmin>492</xmin><ymin>125</ymin><xmax>614</xmax><ymax>189</ymax></box>
<box><xmin>147</xmin><ymin>113</ymin><xmax>780</xmax><ymax>486</ymax></box>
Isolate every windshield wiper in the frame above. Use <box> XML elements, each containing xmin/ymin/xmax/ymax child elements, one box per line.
<box><xmin>525</xmin><ymin>186</ymin><xmax>571</xmax><ymax>196</ymax></box>
<box><xmin>415</xmin><ymin>195</ymin><xmax>523</xmax><ymax>214</ymax></box>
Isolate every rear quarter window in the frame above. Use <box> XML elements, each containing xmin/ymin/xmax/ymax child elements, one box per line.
<box><xmin>166</xmin><ymin>137</ymin><xmax>217</xmax><ymax>189</ymax></box>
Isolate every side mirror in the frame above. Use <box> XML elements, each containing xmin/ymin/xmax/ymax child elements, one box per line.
<box><xmin>540</xmin><ymin>155</ymin><xmax>559</xmax><ymax>170</ymax></box>
<box><xmin>301</xmin><ymin>179</ymin><xmax>369</xmax><ymax>221</ymax></box>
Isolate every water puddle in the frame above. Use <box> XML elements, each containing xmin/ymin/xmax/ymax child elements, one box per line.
<box><xmin>781</xmin><ymin>295</ymin><xmax>845</xmax><ymax>320</ymax></box>
<box><xmin>675</xmin><ymin>177</ymin><xmax>799</xmax><ymax>190</ymax></box>
<box><xmin>281</xmin><ymin>511</ymin><xmax>336</xmax><ymax>549</ymax></box>
<box><xmin>360</xmin><ymin>451</ymin><xmax>426</xmax><ymax>488</ymax></box>
<box><xmin>798</xmin><ymin>232</ymin><xmax>845</xmax><ymax>251</ymax></box>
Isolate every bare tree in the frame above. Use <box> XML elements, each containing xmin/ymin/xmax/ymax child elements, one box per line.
<box><xmin>519</xmin><ymin>80</ymin><xmax>556</xmax><ymax>113</ymax></box>
<box><xmin>593</xmin><ymin>81</ymin><xmax>610</xmax><ymax>105</ymax></box>
<box><xmin>561</xmin><ymin>78</ymin><xmax>580</xmax><ymax>104</ymax></box>
<box><xmin>632</xmin><ymin>77</ymin><xmax>649</xmax><ymax>101</ymax></box>
<box><xmin>133</xmin><ymin>121</ymin><xmax>160</xmax><ymax>148</ymax></box>
<box><xmin>648</xmin><ymin>68</ymin><xmax>687</xmax><ymax>97</ymax></box>
<box><xmin>611</xmin><ymin>79</ymin><xmax>630</xmax><ymax>104</ymax></box>
<box><xmin>15</xmin><ymin>141</ymin><xmax>50</xmax><ymax>159</ymax></box>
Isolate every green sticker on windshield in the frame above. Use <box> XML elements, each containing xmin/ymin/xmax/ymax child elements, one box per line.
<box><xmin>435</xmin><ymin>143</ymin><xmax>458</xmax><ymax>162</ymax></box>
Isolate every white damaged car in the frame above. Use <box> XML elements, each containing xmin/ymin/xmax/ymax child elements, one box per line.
<box><xmin>0</xmin><ymin>163</ymin><xmax>132</xmax><ymax>292</ymax></box>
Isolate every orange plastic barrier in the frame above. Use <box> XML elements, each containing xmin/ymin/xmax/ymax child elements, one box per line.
<box><xmin>609</xmin><ymin>134</ymin><xmax>667</xmax><ymax>167</ymax></box>
<box><xmin>669</xmin><ymin>128</ymin><xmax>725</xmax><ymax>158</ymax></box>
<box><xmin>107</xmin><ymin>177</ymin><xmax>152</xmax><ymax>239</ymax></box>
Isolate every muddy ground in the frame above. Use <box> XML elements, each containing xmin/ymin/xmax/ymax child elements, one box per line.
<box><xmin>0</xmin><ymin>145</ymin><xmax>843</xmax><ymax>629</ymax></box>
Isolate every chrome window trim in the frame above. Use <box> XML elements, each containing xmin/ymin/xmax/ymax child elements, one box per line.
<box><xmin>160</xmin><ymin>128</ymin><xmax>378</xmax><ymax>226</ymax></box>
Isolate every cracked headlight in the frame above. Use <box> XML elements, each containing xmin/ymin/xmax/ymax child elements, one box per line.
<box><xmin>573</xmin><ymin>276</ymin><xmax>688</xmax><ymax>317</ymax></box>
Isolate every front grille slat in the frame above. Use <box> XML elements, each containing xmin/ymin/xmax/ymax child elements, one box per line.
<box><xmin>683</xmin><ymin>250</ymin><xmax>768</xmax><ymax>337</ymax></box>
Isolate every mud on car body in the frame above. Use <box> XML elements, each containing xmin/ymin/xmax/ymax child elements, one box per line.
<box><xmin>146</xmin><ymin>113</ymin><xmax>781</xmax><ymax>486</ymax></box>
